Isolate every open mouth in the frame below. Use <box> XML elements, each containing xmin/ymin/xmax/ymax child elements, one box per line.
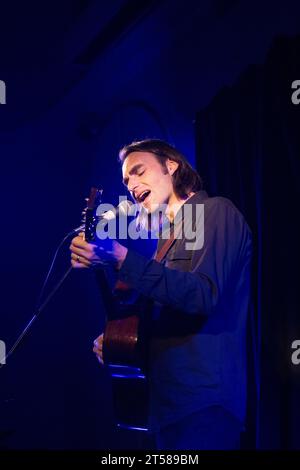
<box><xmin>137</xmin><ymin>190</ymin><xmax>151</xmax><ymax>204</ymax></box>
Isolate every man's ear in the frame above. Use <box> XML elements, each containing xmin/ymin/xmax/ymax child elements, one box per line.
<box><xmin>166</xmin><ymin>159</ymin><xmax>179</xmax><ymax>176</ymax></box>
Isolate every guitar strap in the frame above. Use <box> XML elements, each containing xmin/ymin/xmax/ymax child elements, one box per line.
<box><xmin>154</xmin><ymin>231</ymin><xmax>176</xmax><ymax>263</ymax></box>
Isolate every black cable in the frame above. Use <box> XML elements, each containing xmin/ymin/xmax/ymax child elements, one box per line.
<box><xmin>35</xmin><ymin>227</ymin><xmax>82</xmax><ymax>310</ymax></box>
<box><xmin>0</xmin><ymin>266</ymin><xmax>72</xmax><ymax>367</ymax></box>
<box><xmin>0</xmin><ymin>228</ymin><xmax>81</xmax><ymax>367</ymax></box>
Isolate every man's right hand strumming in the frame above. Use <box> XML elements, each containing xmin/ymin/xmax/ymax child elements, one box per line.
<box><xmin>93</xmin><ymin>333</ymin><xmax>104</xmax><ymax>366</ymax></box>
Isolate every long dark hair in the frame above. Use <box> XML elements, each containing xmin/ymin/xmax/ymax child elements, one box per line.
<box><xmin>119</xmin><ymin>139</ymin><xmax>203</xmax><ymax>198</ymax></box>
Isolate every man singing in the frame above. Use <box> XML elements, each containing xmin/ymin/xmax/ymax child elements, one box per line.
<box><xmin>70</xmin><ymin>139</ymin><xmax>252</xmax><ymax>450</ymax></box>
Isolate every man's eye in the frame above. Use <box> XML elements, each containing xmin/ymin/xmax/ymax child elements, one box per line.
<box><xmin>137</xmin><ymin>170</ymin><xmax>145</xmax><ymax>176</ymax></box>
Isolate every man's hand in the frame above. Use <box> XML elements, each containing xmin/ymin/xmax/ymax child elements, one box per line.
<box><xmin>70</xmin><ymin>232</ymin><xmax>128</xmax><ymax>270</ymax></box>
<box><xmin>93</xmin><ymin>333</ymin><xmax>104</xmax><ymax>365</ymax></box>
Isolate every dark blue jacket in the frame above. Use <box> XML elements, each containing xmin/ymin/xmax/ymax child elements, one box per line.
<box><xmin>118</xmin><ymin>191</ymin><xmax>252</xmax><ymax>430</ymax></box>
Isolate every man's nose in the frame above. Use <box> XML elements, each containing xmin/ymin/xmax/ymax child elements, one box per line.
<box><xmin>128</xmin><ymin>179</ymin><xmax>139</xmax><ymax>194</ymax></box>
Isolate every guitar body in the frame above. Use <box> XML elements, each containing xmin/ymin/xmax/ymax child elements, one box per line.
<box><xmin>103</xmin><ymin>312</ymin><xmax>150</xmax><ymax>431</ymax></box>
<box><xmin>104</xmin><ymin>315</ymin><xmax>149</xmax><ymax>431</ymax></box>
<box><xmin>103</xmin><ymin>315</ymin><xmax>141</xmax><ymax>367</ymax></box>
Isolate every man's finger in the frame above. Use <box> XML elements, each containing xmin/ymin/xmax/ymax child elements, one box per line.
<box><xmin>70</xmin><ymin>245</ymin><xmax>85</xmax><ymax>255</ymax></box>
<box><xmin>93</xmin><ymin>344</ymin><xmax>102</xmax><ymax>351</ymax></box>
<box><xmin>72</xmin><ymin>237</ymin><xmax>97</xmax><ymax>252</ymax></box>
<box><xmin>71</xmin><ymin>259</ymin><xmax>89</xmax><ymax>269</ymax></box>
<box><xmin>71</xmin><ymin>236</ymin><xmax>87</xmax><ymax>247</ymax></box>
<box><xmin>71</xmin><ymin>248</ymin><xmax>91</xmax><ymax>260</ymax></box>
<box><xmin>71</xmin><ymin>253</ymin><xmax>91</xmax><ymax>265</ymax></box>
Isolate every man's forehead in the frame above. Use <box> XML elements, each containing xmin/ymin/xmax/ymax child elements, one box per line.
<box><xmin>122</xmin><ymin>151</ymin><xmax>157</xmax><ymax>175</ymax></box>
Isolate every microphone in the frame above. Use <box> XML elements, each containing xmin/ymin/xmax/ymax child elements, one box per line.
<box><xmin>72</xmin><ymin>199</ymin><xmax>134</xmax><ymax>234</ymax></box>
<box><xmin>101</xmin><ymin>199</ymin><xmax>134</xmax><ymax>221</ymax></box>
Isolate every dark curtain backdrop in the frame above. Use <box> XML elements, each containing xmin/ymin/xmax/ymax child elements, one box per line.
<box><xmin>195</xmin><ymin>35</ymin><xmax>300</xmax><ymax>450</ymax></box>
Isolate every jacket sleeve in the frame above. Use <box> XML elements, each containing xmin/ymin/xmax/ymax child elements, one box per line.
<box><xmin>118</xmin><ymin>200</ymin><xmax>252</xmax><ymax>315</ymax></box>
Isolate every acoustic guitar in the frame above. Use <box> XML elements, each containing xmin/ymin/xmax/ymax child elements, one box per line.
<box><xmin>83</xmin><ymin>187</ymin><xmax>149</xmax><ymax>431</ymax></box>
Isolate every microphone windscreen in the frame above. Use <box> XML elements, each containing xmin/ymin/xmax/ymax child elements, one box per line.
<box><xmin>118</xmin><ymin>199</ymin><xmax>134</xmax><ymax>216</ymax></box>
<box><xmin>102</xmin><ymin>200</ymin><xmax>135</xmax><ymax>220</ymax></box>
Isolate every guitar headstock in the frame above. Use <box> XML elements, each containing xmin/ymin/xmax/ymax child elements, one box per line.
<box><xmin>83</xmin><ymin>187</ymin><xmax>103</xmax><ymax>242</ymax></box>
